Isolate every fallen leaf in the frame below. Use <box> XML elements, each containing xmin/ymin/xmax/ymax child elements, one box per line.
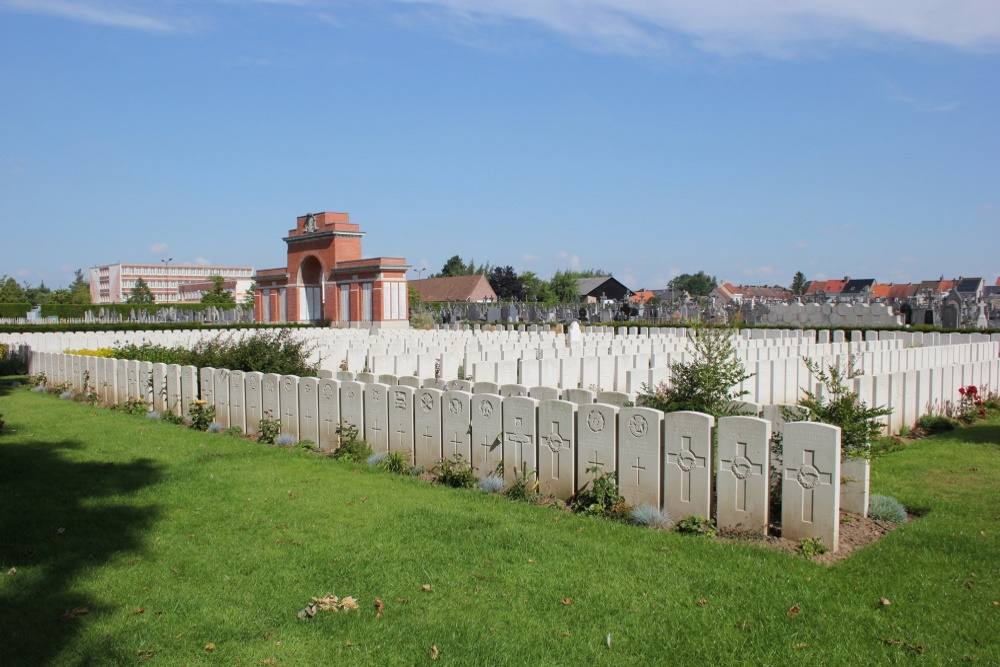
<box><xmin>59</xmin><ymin>607</ymin><xmax>90</xmax><ymax>621</ymax></box>
<box><xmin>171</xmin><ymin>568</ymin><xmax>179</xmax><ymax>574</ymax></box>
<box><xmin>878</xmin><ymin>598</ymin><xmax>891</xmax><ymax>607</ymax></box>
<box><xmin>396</xmin><ymin>598</ymin><xmax>409</xmax><ymax>604</ymax></box>
<box><xmin>430</xmin><ymin>646</ymin><xmax>439</xmax><ymax>660</ymax></box>
<box><xmin>993</xmin><ymin>601</ymin><xmax>999</xmax><ymax>607</ymax></box>
<box><xmin>561</xmin><ymin>632</ymin><xmax>570</xmax><ymax>637</ymax></box>
<box><xmin>204</xmin><ymin>643</ymin><xmax>215</xmax><ymax>651</ymax></box>
<box><xmin>6</xmin><ymin>567</ymin><xmax>15</xmax><ymax>575</ymax></box>
<box><xmin>339</xmin><ymin>597</ymin><xmax>358</xmax><ymax>611</ymax></box>
<box><xmin>57</xmin><ymin>527</ymin><xmax>65</xmax><ymax>534</ymax></box>
<box><xmin>698</xmin><ymin>599</ymin><xmax>709</xmax><ymax>607</ymax></box>
<box><xmin>787</xmin><ymin>605</ymin><xmax>801</xmax><ymax>618</ymax></box>
<box><xmin>793</xmin><ymin>643</ymin><xmax>809</xmax><ymax>649</ymax></box>
<box><xmin>606</xmin><ymin>633</ymin><xmax>612</xmax><ymax>648</ymax></box>
<box><xmin>528</xmin><ymin>559</ymin><xmax>535</xmax><ymax>563</ymax></box>
<box><xmin>134</xmin><ymin>608</ymin><xmax>145</xmax><ymax>614</ymax></box>
<box><xmin>345</xmin><ymin>641</ymin><xmax>353</xmax><ymax>646</ymax></box>
<box><xmin>262</xmin><ymin>632</ymin><xmax>273</xmax><ymax>640</ymax></box>
<box><xmin>561</xmin><ymin>599</ymin><xmax>572</xmax><ymax>605</ymax></box>
<box><xmin>422</xmin><ymin>584</ymin><xmax>432</xmax><ymax>592</ymax></box>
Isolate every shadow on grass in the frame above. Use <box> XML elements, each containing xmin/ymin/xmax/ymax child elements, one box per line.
<box><xmin>958</xmin><ymin>422</ymin><xmax>1000</xmax><ymax>446</ymax></box>
<box><xmin>0</xmin><ymin>437</ymin><xmax>163</xmax><ymax>665</ymax></box>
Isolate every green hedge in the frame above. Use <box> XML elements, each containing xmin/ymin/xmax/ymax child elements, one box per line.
<box><xmin>0</xmin><ymin>322</ymin><xmax>314</xmax><ymax>334</ymax></box>
<box><xmin>0</xmin><ymin>303</ymin><xmax>31</xmax><ymax>318</ymax></box>
<box><xmin>39</xmin><ymin>303</ymin><xmax>242</xmax><ymax>318</ymax></box>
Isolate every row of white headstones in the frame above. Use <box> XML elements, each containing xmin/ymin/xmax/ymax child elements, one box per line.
<box><xmin>37</xmin><ymin>351</ymin><xmax>854</xmax><ymax>551</ymax></box>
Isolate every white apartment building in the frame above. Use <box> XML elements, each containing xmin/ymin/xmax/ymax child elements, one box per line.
<box><xmin>89</xmin><ymin>263</ymin><xmax>255</xmax><ymax>304</ymax></box>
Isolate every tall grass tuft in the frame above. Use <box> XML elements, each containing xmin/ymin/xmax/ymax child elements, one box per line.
<box><xmin>274</xmin><ymin>433</ymin><xmax>296</xmax><ymax>448</ymax></box>
<box><xmin>59</xmin><ymin>390</ymin><xmax>74</xmax><ymax>400</ymax></box>
<box><xmin>631</xmin><ymin>504</ymin><xmax>673</xmax><ymax>529</ymax></box>
<box><xmin>207</xmin><ymin>422</ymin><xmax>224</xmax><ymax>433</ymax></box>
<box><xmin>367</xmin><ymin>451</ymin><xmax>388</xmax><ymax>467</ymax></box>
<box><xmin>477</xmin><ymin>474</ymin><xmax>505</xmax><ymax>494</ymax></box>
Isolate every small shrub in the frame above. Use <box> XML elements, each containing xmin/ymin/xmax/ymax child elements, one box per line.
<box><xmin>188</xmin><ymin>400</ymin><xmax>215</xmax><ymax>431</ymax></box>
<box><xmin>367</xmin><ymin>451</ymin><xmax>388</xmax><ymax>467</ymax></box>
<box><xmin>257</xmin><ymin>411</ymin><xmax>281</xmax><ymax>445</ymax></box>
<box><xmin>110</xmin><ymin>397</ymin><xmax>148</xmax><ymax>416</ymax></box>
<box><xmin>331</xmin><ymin>422</ymin><xmax>372</xmax><ymax>463</ymax></box>
<box><xmin>606</xmin><ymin>501</ymin><xmax>634</xmax><ymax>523</ymax></box>
<box><xmin>377</xmin><ymin>452</ymin><xmax>412</xmax><ymax>475</ymax></box>
<box><xmin>32</xmin><ymin>385</ymin><xmax>46</xmax><ymax>393</ymax></box>
<box><xmin>207</xmin><ymin>422</ymin><xmax>224</xmax><ymax>433</ymax></box>
<box><xmin>797</xmin><ymin>537</ymin><xmax>829</xmax><ymax>558</ymax></box>
<box><xmin>146</xmin><ymin>411</ymin><xmax>161</xmax><ymax>420</ymax></box>
<box><xmin>274</xmin><ymin>433</ymin><xmax>297</xmax><ymax>448</ymax></box>
<box><xmin>59</xmin><ymin>390</ymin><xmax>75</xmax><ymax>400</ymax></box>
<box><xmin>298</xmin><ymin>440</ymin><xmax>317</xmax><ymax>452</ymax></box>
<box><xmin>915</xmin><ymin>414</ymin><xmax>960</xmax><ymax>433</ymax></box>
<box><xmin>956</xmin><ymin>385</ymin><xmax>986</xmax><ymax>423</ymax></box>
<box><xmin>224</xmin><ymin>426</ymin><xmax>243</xmax><ymax>437</ymax></box>
<box><xmin>571</xmin><ymin>467</ymin><xmax>625</xmax><ymax>518</ymax></box>
<box><xmin>162</xmin><ymin>411</ymin><xmax>185</xmax><ymax>425</ymax></box>
<box><xmin>676</xmin><ymin>515</ymin><xmax>718</xmax><ymax>537</ymax></box>
<box><xmin>631</xmin><ymin>504</ymin><xmax>673</xmax><ymax>529</ymax></box>
<box><xmin>868</xmin><ymin>494</ymin><xmax>908</xmax><ymax>524</ymax></box>
<box><xmin>477</xmin><ymin>474</ymin><xmax>505</xmax><ymax>494</ymax></box>
<box><xmin>502</xmin><ymin>468</ymin><xmax>539</xmax><ymax>502</ymax></box>
<box><xmin>25</xmin><ymin>373</ymin><xmax>47</xmax><ymax>388</ymax></box>
<box><xmin>433</xmin><ymin>453</ymin><xmax>477</xmax><ymax>489</ymax></box>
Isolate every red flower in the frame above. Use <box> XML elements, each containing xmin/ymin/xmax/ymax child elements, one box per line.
<box><xmin>959</xmin><ymin>387</ymin><xmax>966</xmax><ymax>395</ymax></box>
<box><xmin>980</xmin><ymin>409</ymin><xmax>987</xmax><ymax>417</ymax></box>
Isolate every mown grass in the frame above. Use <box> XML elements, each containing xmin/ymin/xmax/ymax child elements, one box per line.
<box><xmin>1</xmin><ymin>379</ymin><xmax>998</xmax><ymax>665</ymax></box>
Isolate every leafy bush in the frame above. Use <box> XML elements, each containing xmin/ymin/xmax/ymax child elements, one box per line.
<box><xmin>868</xmin><ymin>494</ymin><xmax>908</xmax><ymax>524</ymax></box>
<box><xmin>274</xmin><ymin>433</ymin><xmax>296</xmax><ymax>448</ymax></box>
<box><xmin>110</xmin><ymin>398</ymin><xmax>150</xmax><ymax>415</ymax></box>
<box><xmin>257</xmin><ymin>412</ymin><xmax>281</xmax><ymax>445</ymax></box>
<box><xmin>637</xmin><ymin>324</ymin><xmax>753</xmax><ymax>417</ymax></box>
<box><xmin>224</xmin><ymin>426</ymin><xmax>243</xmax><ymax>437</ymax></box>
<box><xmin>329</xmin><ymin>422</ymin><xmax>372</xmax><ymax>462</ymax></box>
<box><xmin>676</xmin><ymin>515</ymin><xmax>718</xmax><ymax>537</ymax></box>
<box><xmin>798</xmin><ymin>358</ymin><xmax>892</xmax><ymax>457</ymax></box>
<box><xmin>915</xmin><ymin>414</ymin><xmax>960</xmax><ymax>434</ymax></box>
<box><xmin>432</xmin><ymin>454</ymin><xmax>477</xmax><ymax>489</ymax></box>
<box><xmin>956</xmin><ymin>385</ymin><xmax>986</xmax><ymax>423</ymax></box>
<box><xmin>631</xmin><ymin>504</ymin><xmax>673</xmax><ymax>529</ymax></box>
<box><xmin>188</xmin><ymin>401</ymin><xmax>215</xmax><ymax>431</ymax></box>
<box><xmin>797</xmin><ymin>537</ymin><xmax>829</xmax><ymax>558</ymax></box>
<box><xmin>571</xmin><ymin>466</ymin><xmax>626</xmax><ymax>518</ymax></box>
<box><xmin>162</xmin><ymin>411</ymin><xmax>185</xmax><ymax>425</ymax></box>
<box><xmin>477</xmin><ymin>474</ymin><xmax>505</xmax><ymax>494</ymax></box>
<box><xmin>502</xmin><ymin>468</ymin><xmax>539</xmax><ymax>502</ymax></box>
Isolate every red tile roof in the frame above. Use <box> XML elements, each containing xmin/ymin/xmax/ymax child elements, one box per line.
<box><xmin>410</xmin><ymin>275</ymin><xmax>497</xmax><ymax>302</ymax></box>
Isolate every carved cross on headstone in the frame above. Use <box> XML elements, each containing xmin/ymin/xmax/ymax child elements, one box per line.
<box><xmin>505</xmin><ymin>417</ymin><xmax>533</xmax><ymax>472</ymax></box>
<box><xmin>395</xmin><ymin>422</ymin><xmax>407</xmax><ymax>449</ymax></box>
<box><xmin>449</xmin><ymin>431</ymin><xmax>464</xmax><ymax>457</ymax></box>
<box><xmin>543</xmin><ymin>421</ymin><xmax>568</xmax><ymax>478</ymax></box>
<box><xmin>784</xmin><ymin>448</ymin><xmax>833</xmax><ymax>523</ymax></box>
<box><xmin>631</xmin><ymin>456</ymin><xmax>646</xmax><ymax>486</ymax></box>
<box><xmin>368</xmin><ymin>419</ymin><xmax>383</xmax><ymax>443</ymax></box>
<box><xmin>421</xmin><ymin>425</ymin><xmax>434</xmax><ymax>450</ymax></box>
<box><xmin>720</xmin><ymin>441</ymin><xmax>763</xmax><ymax>512</ymax></box>
<box><xmin>667</xmin><ymin>435</ymin><xmax>706</xmax><ymax>503</ymax></box>
<box><xmin>587</xmin><ymin>449</ymin><xmax>606</xmax><ymax>469</ymax></box>
<box><xmin>322</xmin><ymin>413</ymin><xmax>337</xmax><ymax>440</ymax></box>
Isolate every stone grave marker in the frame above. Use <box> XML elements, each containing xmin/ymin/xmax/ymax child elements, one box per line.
<box><xmin>245</xmin><ymin>372</ymin><xmax>263</xmax><ymax>435</ymax></box>
<box><xmin>126</xmin><ymin>360</ymin><xmax>139</xmax><ymax>402</ymax></box>
<box><xmin>165</xmin><ymin>364</ymin><xmax>181</xmax><ymax>416</ymax></box>
<box><xmin>152</xmin><ymin>363</ymin><xmax>167</xmax><ymax>413</ymax></box>
<box><xmin>198</xmin><ymin>366</ymin><xmax>214</xmax><ymax>414</ymax></box>
<box><xmin>500</xmin><ymin>383</ymin><xmax>528</xmax><ymax>398</ymax></box>
<box><xmin>502</xmin><ymin>396</ymin><xmax>539</xmax><ymax>482</ymax></box>
<box><xmin>537</xmin><ymin>399</ymin><xmax>576</xmax><ymax>500</ymax></box>
<box><xmin>473</xmin><ymin>381</ymin><xmax>501</xmax><ymax>395</ymax></box>
<box><xmin>213</xmin><ymin>368</ymin><xmax>231</xmax><ymax>428</ymax></box>
<box><xmin>364</xmin><ymin>383</ymin><xmax>390</xmax><ymax>453</ymax></box>
<box><xmin>336</xmin><ymin>371</ymin><xmax>354</xmax><ymax>382</ymax></box>
<box><xmin>414</xmin><ymin>388</ymin><xmax>443</xmax><ymax>469</ymax></box>
<box><xmin>378</xmin><ymin>373</ymin><xmax>399</xmax><ymax>386</ymax></box>
<box><xmin>717</xmin><ymin>416</ymin><xmax>771</xmax><ymax>533</ymax></box>
<box><xmin>317</xmin><ymin>378</ymin><xmax>341</xmax><ymax>450</ymax></box>
<box><xmin>617</xmin><ymin>407</ymin><xmax>662</xmax><ymax>508</ymax></box>
<box><xmin>840</xmin><ymin>457</ymin><xmax>869</xmax><ymax>518</ymax></box>
<box><xmin>356</xmin><ymin>372</ymin><xmax>376</xmax><ymax>384</ymax></box>
<box><xmin>565</xmin><ymin>388</ymin><xmax>596</xmax><ymax>405</ymax></box>
<box><xmin>181</xmin><ymin>365</ymin><xmax>197</xmax><ymax>417</ymax></box>
<box><xmin>441</xmin><ymin>390</ymin><xmax>473</xmax><ymax>462</ymax></box>
<box><xmin>781</xmin><ymin>422</ymin><xmax>841</xmax><ymax>551</ymax></box>
<box><xmin>261</xmin><ymin>373</ymin><xmax>281</xmax><ymax>426</ymax></box>
<box><xmin>576</xmin><ymin>403</ymin><xmax>618</xmax><ymax>493</ymax></box>
<box><xmin>104</xmin><ymin>358</ymin><xmax>118</xmax><ymax>404</ymax></box>
<box><xmin>229</xmin><ymin>370</ymin><xmax>246</xmax><ymax>432</ymax></box>
<box><xmin>298</xmin><ymin>376</ymin><xmax>320</xmax><ymax>445</ymax></box>
<box><xmin>529</xmin><ymin>386</ymin><xmax>560</xmax><ymax>401</ymax></box>
<box><xmin>471</xmin><ymin>393</ymin><xmax>503</xmax><ymax>478</ymax></box>
<box><xmin>451</xmin><ymin>379</ymin><xmax>473</xmax><ymax>393</ymax></box>
<box><xmin>139</xmin><ymin>361</ymin><xmax>153</xmax><ymax>405</ymax></box>
<box><xmin>596</xmin><ymin>391</ymin><xmax>631</xmax><ymax>407</ymax></box>
<box><xmin>663</xmin><ymin>411</ymin><xmax>715</xmax><ymax>521</ymax></box>
<box><xmin>398</xmin><ymin>376</ymin><xmax>420</xmax><ymax>388</ymax></box>
<box><xmin>388</xmin><ymin>385</ymin><xmax>416</xmax><ymax>458</ymax></box>
<box><xmin>340</xmin><ymin>381</ymin><xmax>365</xmax><ymax>432</ymax></box>
<box><xmin>279</xmin><ymin>375</ymin><xmax>299</xmax><ymax>438</ymax></box>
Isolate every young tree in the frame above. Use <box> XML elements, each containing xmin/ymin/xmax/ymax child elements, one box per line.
<box><xmin>790</xmin><ymin>271</ymin><xmax>810</xmax><ymax>296</ymax></box>
<box><xmin>437</xmin><ymin>255</ymin><xmax>469</xmax><ymax>277</ymax></box>
<box><xmin>0</xmin><ymin>276</ymin><xmax>28</xmax><ymax>303</ymax></box>
<box><xmin>68</xmin><ymin>269</ymin><xmax>92</xmax><ymax>304</ymax></box>
<box><xmin>242</xmin><ymin>281</ymin><xmax>257</xmax><ymax>308</ymax></box>
<box><xmin>23</xmin><ymin>280</ymin><xmax>52</xmax><ymax>305</ymax></box>
<box><xmin>201</xmin><ymin>275</ymin><xmax>235</xmax><ymax>305</ymax></box>
<box><xmin>520</xmin><ymin>271</ymin><xmax>553</xmax><ymax>304</ymax></box>
<box><xmin>126</xmin><ymin>277</ymin><xmax>156</xmax><ymax>304</ymax></box>
<box><xmin>549</xmin><ymin>270</ymin><xmax>581</xmax><ymax>303</ymax></box>
<box><xmin>638</xmin><ymin>324</ymin><xmax>754</xmax><ymax>417</ymax></box>
<box><xmin>488</xmin><ymin>265</ymin><xmax>525</xmax><ymax>301</ymax></box>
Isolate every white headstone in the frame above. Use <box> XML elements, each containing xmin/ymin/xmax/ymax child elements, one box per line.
<box><xmin>364</xmin><ymin>383</ymin><xmax>390</xmax><ymax>453</ymax></box>
<box><xmin>781</xmin><ymin>421</ymin><xmax>841</xmax><ymax>551</ymax></box>
<box><xmin>279</xmin><ymin>375</ymin><xmax>299</xmax><ymax>438</ymax></box>
<box><xmin>261</xmin><ymin>373</ymin><xmax>281</xmax><ymax>426</ymax></box>
<box><xmin>298</xmin><ymin>376</ymin><xmax>319</xmax><ymax>444</ymax></box>
<box><xmin>318</xmin><ymin>378</ymin><xmax>341</xmax><ymax>450</ymax></box>
<box><xmin>576</xmin><ymin>403</ymin><xmax>618</xmax><ymax>493</ymax></box>
<box><xmin>228</xmin><ymin>370</ymin><xmax>246</xmax><ymax>432</ymax></box>
<box><xmin>198</xmin><ymin>367</ymin><xmax>214</xmax><ymax>413</ymax></box>
<box><xmin>663</xmin><ymin>411</ymin><xmax>715</xmax><ymax>521</ymax></box>
<box><xmin>340</xmin><ymin>380</ymin><xmax>364</xmax><ymax>433</ymax></box>
<box><xmin>388</xmin><ymin>385</ymin><xmax>415</xmax><ymax>459</ymax></box>
<box><xmin>181</xmin><ymin>365</ymin><xmax>197</xmax><ymax>417</ymax></box>
<box><xmin>441</xmin><ymin>390</ymin><xmax>473</xmax><ymax>461</ymax></box>
<box><xmin>471</xmin><ymin>393</ymin><xmax>503</xmax><ymax>478</ymax></box>
<box><xmin>502</xmin><ymin>396</ymin><xmax>539</xmax><ymax>482</ymax></box>
<box><xmin>213</xmin><ymin>368</ymin><xmax>230</xmax><ymax>428</ymax></box>
<box><xmin>840</xmin><ymin>457</ymin><xmax>869</xmax><ymax>518</ymax></box>
<box><xmin>617</xmin><ymin>407</ymin><xmax>663</xmax><ymax>508</ymax></box>
<box><xmin>245</xmin><ymin>371</ymin><xmax>263</xmax><ymax>435</ymax></box>
<box><xmin>165</xmin><ymin>364</ymin><xmax>181</xmax><ymax>416</ymax></box>
<box><xmin>717</xmin><ymin>416</ymin><xmax>772</xmax><ymax>533</ymax></box>
<box><xmin>537</xmin><ymin>399</ymin><xmax>577</xmax><ymax>500</ymax></box>
<box><xmin>414</xmin><ymin>387</ymin><xmax>443</xmax><ymax>469</ymax></box>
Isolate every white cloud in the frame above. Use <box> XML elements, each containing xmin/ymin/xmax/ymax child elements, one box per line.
<box><xmin>15</xmin><ymin>268</ymin><xmax>30</xmax><ymax>277</ymax></box>
<box><xmin>886</xmin><ymin>82</ymin><xmax>960</xmax><ymax>112</ymax></box>
<box><xmin>393</xmin><ymin>0</ymin><xmax>1000</xmax><ymax>56</ymax></box>
<box><xmin>195</xmin><ymin>256</ymin><xmax>212</xmax><ymax>266</ymax></box>
<box><xmin>522</xmin><ymin>252</ymin><xmax>541</xmax><ymax>262</ymax></box>
<box><xmin>149</xmin><ymin>242</ymin><xmax>169</xmax><ymax>255</ymax></box>
<box><xmin>742</xmin><ymin>266</ymin><xmax>775</xmax><ymax>278</ymax></box>
<box><xmin>0</xmin><ymin>0</ymin><xmax>187</xmax><ymax>32</ymax></box>
<box><xmin>793</xmin><ymin>241</ymin><xmax>809</xmax><ymax>249</ymax></box>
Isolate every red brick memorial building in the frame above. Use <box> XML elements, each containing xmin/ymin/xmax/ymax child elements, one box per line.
<box><xmin>254</xmin><ymin>212</ymin><xmax>410</xmax><ymax>327</ymax></box>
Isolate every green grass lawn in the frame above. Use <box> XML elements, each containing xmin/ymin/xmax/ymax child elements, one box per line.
<box><xmin>1</xmin><ymin>380</ymin><xmax>998</xmax><ymax>665</ymax></box>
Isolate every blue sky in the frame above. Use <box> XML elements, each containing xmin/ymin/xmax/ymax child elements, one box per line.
<box><xmin>1</xmin><ymin>0</ymin><xmax>998</xmax><ymax>292</ymax></box>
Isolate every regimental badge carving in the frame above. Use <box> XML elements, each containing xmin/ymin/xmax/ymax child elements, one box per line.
<box><xmin>587</xmin><ymin>410</ymin><xmax>605</xmax><ymax>433</ymax></box>
<box><xmin>248</xmin><ymin>378</ymin><xmax>258</xmax><ymax>390</ymax></box>
<box><xmin>628</xmin><ymin>415</ymin><xmax>648</xmax><ymax>438</ymax></box>
<box><xmin>282</xmin><ymin>378</ymin><xmax>293</xmax><ymax>391</ymax></box>
<box><xmin>449</xmin><ymin>398</ymin><xmax>462</xmax><ymax>415</ymax></box>
<box><xmin>796</xmin><ymin>464</ymin><xmax>821</xmax><ymax>489</ymax></box>
<box><xmin>479</xmin><ymin>399</ymin><xmax>494</xmax><ymax>418</ymax></box>
<box><xmin>420</xmin><ymin>393</ymin><xmax>434</xmax><ymax>412</ymax></box>
<box><xmin>677</xmin><ymin>449</ymin><xmax>697</xmax><ymax>472</ymax></box>
<box><xmin>394</xmin><ymin>391</ymin><xmax>406</xmax><ymax>410</ymax></box>
<box><xmin>322</xmin><ymin>384</ymin><xmax>334</xmax><ymax>400</ymax></box>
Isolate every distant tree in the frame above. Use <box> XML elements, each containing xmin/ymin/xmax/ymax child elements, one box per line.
<box><xmin>408</xmin><ymin>285</ymin><xmax>422</xmax><ymax>311</ymax></box>
<box><xmin>520</xmin><ymin>271</ymin><xmax>552</xmax><ymax>304</ymax></box>
<box><xmin>549</xmin><ymin>270</ymin><xmax>581</xmax><ymax>303</ymax></box>
<box><xmin>201</xmin><ymin>275</ymin><xmax>235</xmax><ymax>305</ymax></box>
<box><xmin>0</xmin><ymin>276</ymin><xmax>28</xmax><ymax>303</ymax></box>
<box><xmin>68</xmin><ymin>269</ymin><xmax>91</xmax><ymax>304</ymax></box>
<box><xmin>23</xmin><ymin>280</ymin><xmax>52</xmax><ymax>306</ymax></box>
<box><xmin>437</xmin><ymin>255</ymin><xmax>469</xmax><ymax>278</ymax></box>
<box><xmin>790</xmin><ymin>271</ymin><xmax>810</xmax><ymax>296</ymax></box>
<box><xmin>242</xmin><ymin>281</ymin><xmax>257</xmax><ymax>308</ymax></box>
<box><xmin>126</xmin><ymin>277</ymin><xmax>156</xmax><ymax>304</ymax></box>
<box><xmin>668</xmin><ymin>271</ymin><xmax>717</xmax><ymax>297</ymax></box>
<box><xmin>571</xmin><ymin>268</ymin><xmax>610</xmax><ymax>278</ymax></box>
<box><xmin>488</xmin><ymin>265</ymin><xmax>525</xmax><ymax>301</ymax></box>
